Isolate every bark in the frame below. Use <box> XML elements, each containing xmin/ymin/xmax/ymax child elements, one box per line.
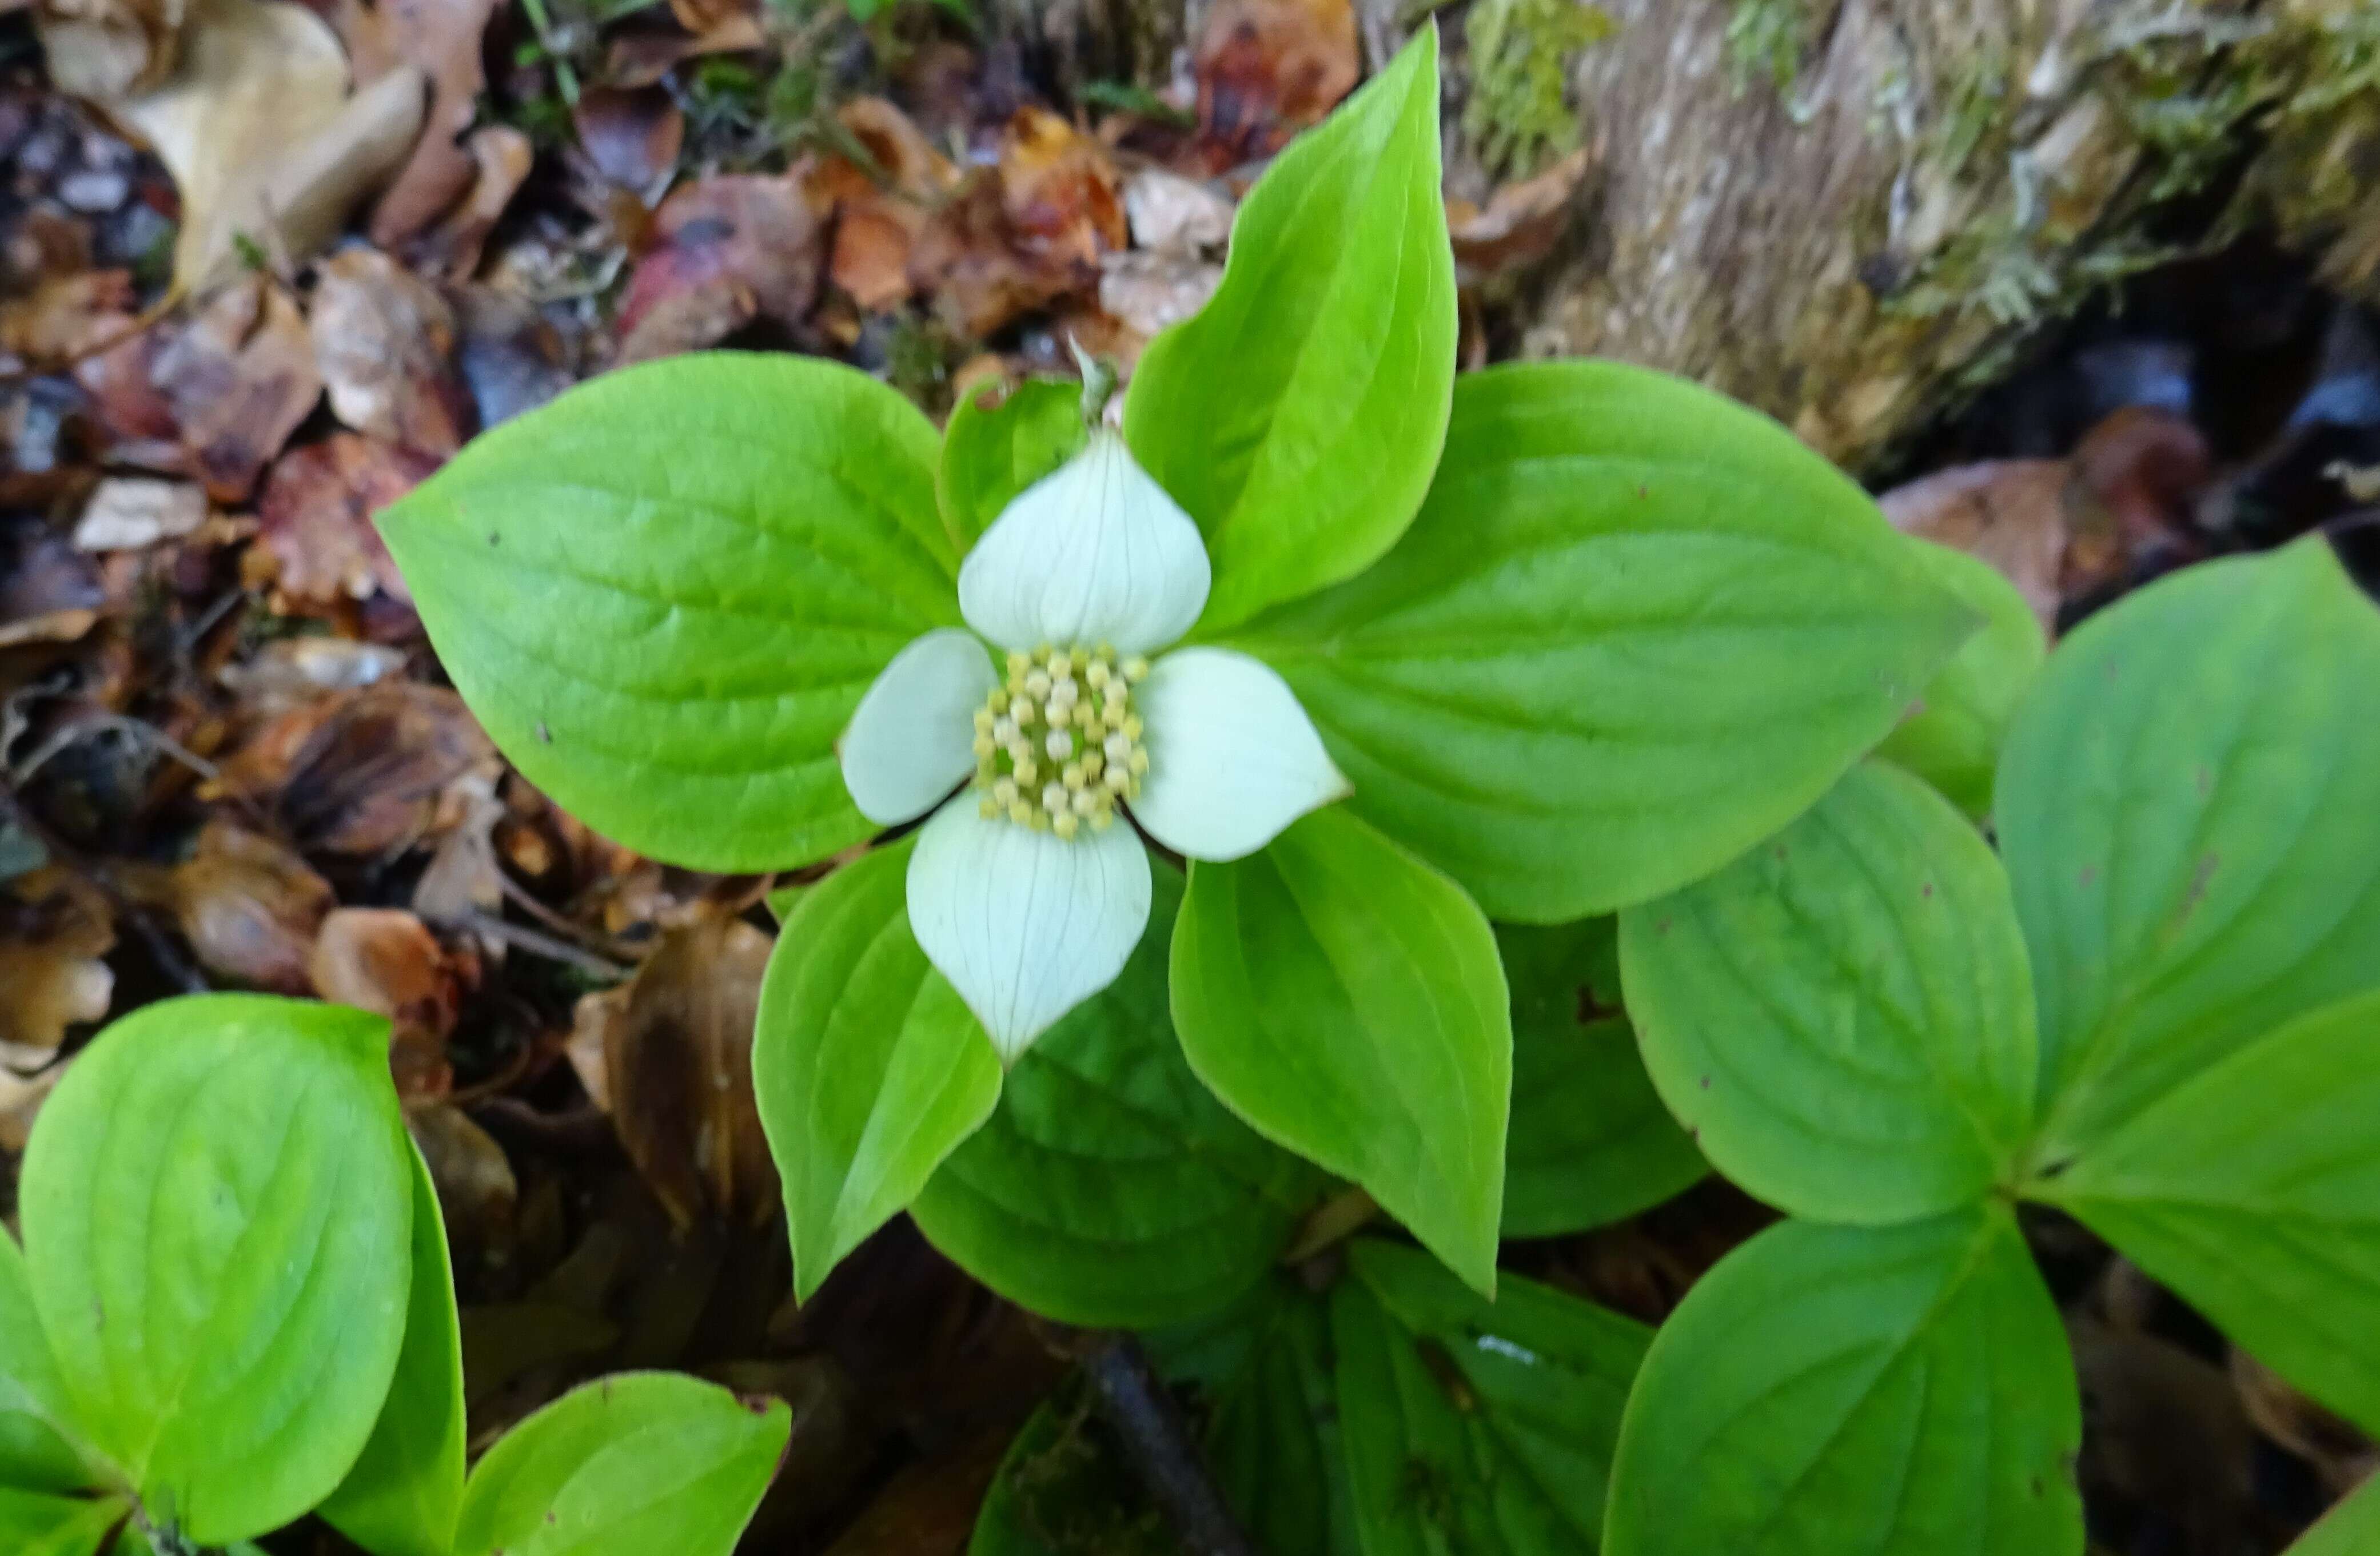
<box><xmin>1025</xmin><ymin>0</ymin><xmax>2380</xmax><ymax>470</ymax></box>
<box><xmin>1499</xmin><ymin>0</ymin><xmax>2380</xmax><ymax>467</ymax></box>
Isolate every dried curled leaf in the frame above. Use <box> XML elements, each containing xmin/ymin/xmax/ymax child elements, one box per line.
<box><xmin>571</xmin><ymin>913</ymin><xmax>778</xmax><ymax>1229</ymax></box>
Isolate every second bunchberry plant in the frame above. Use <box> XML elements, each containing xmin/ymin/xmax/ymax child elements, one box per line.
<box><xmin>382</xmin><ymin>27</ymin><xmax>1975</xmax><ymax>1302</ymax></box>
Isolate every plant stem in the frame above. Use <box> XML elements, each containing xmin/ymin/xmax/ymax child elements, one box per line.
<box><xmin>1077</xmin><ymin>1334</ymin><xmax>1257</xmax><ymax>1556</ymax></box>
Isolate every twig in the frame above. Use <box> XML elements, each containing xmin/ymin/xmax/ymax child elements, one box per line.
<box><xmin>1077</xmin><ymin>1334</ymin><xmax>1258</xmax><ymax>1556</ymax></box>
<box><xmin>456</xmin><ymin>908</ymin><xmax>633</xmax><ymax>980</ymax></box>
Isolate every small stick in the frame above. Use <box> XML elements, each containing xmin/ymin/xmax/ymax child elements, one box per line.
<box><xmin>1076</xmin><ymin>1334</ymin><xmax>1258</xmax><ymax>1556</ymax></box>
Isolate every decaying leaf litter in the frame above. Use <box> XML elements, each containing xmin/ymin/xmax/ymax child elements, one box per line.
<box><xmin>3</xmin><ymin>0</ymin><xmax>2379</xmax><ymax>1549</ymax></box>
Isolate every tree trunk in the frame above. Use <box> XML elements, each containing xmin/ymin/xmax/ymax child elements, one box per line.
<box><xmin>1500</xmin><ymin>0</ymin><xmax>2380</xmax><ymax>467</ymax></box>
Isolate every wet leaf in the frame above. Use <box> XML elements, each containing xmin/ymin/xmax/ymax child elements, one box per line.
<box><xmin>69</xmin><ymin>475</ymin><xmax>206</xmax><ymax>551</ymax></box>
<box><xmin>616</xmin><ymin>174</ymin><xmax>824</xmax><ymax>363</ymax></box>
<box><xmin>309</xmin><ymin>906</ymin><xmax>465</xmax><ymax>1099</ymax></box>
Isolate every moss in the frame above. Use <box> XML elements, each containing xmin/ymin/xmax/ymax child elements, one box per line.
<box><xmin>1461</xmin><ymin>0</ymin><xmax>1613</xmax><ymax>178</ymax></box>
<box><xmin>1725</xmin><ymin>0</ymin><xmax>1809</xmax><ymax>96</ymax></box>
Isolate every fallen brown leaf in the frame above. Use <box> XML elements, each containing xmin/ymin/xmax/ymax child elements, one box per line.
<box><xmin>356</xmin><ymin>0</ymin><xmax>499</xmax><ymax>253</ymax></box>
<box><xmin>0</xmin><ymin>867</ymin><xmax>115</xmax><ymax>1048</ymax></box>
<box><xmin>569</xmin><ymin>910</ymin><xmax>776</xmax><ymax>1231</ymax></box>
<box><xmin>807</xmin><ymin>97</ymin><xmax>956</xmax><ymax>313</ymax></box>
<box><xmin>1880</xmin><ymin>459</ymin><xmax>2083</xmax><ymax>634</ymax></box>
<box><xmin>616</xmin><ymin>171</ymin><xmax>823</xmax><ymax>362</ymax></box>
<box><xmin>215</xmin><ymin>635</ymin><xmax>406</xmax><ymax>715</ymax></box>
<box><xmin>572</xmin><ymin>85</ymin><xmax>684</xmax><ymax>200</ymax></box>
<box><xmin>256</xmin><ymin>431</ymin><xmax>437</xmax><ymax>606</ymax></box>
<box><xmin>0</xmin><ymin>526</ymin><xmax>106</xmax><ymax>647</ymax></box>
<box><xmin>1192</xmin><ymin>0</ymin><xmax>1357</xmax><ymax>169</ymax></box>
<box><xmin>450</xmin><ymin>278</ymin><xmax>574</xmax><ymax>427</ymax></box>
<box><xmin>998</xmin><ymin>107</ymin><xmax>1127</xmax><ymax>276</ymax></box>
<box><xmin>0</xmin><ymin>268</ymin><xmax>137</xmax><ymax>363</ymax></box>
<box><xmin>120</xmin><ymin>817</ymin><xmax>333</xmax><ymax>992</ymax></box>
<box><xmin>78</xmin><ymin>274</ymin><xmax>322</xmax><ymax>502</ymax></box>
<box><xmin>310</xmin><ymin>246</ymin><xmax>473</xmax><ymax>455</ymax></box>
<box><xmin>1449</xmin><ymin>149</ymin><xmax>1588</xmax><ymax>290</ymax></box>
<box><xmin>69</xmin><ymin>0</ymin><xmax>425</xmax><ymax>292</ymax></box>
<box><xmin>406</xmin><ymin>125</ymin><xmax>533</xmax><ymax>281</ymax></box>
<box><xmin>310</xmin><ymin>905</ymin><xmax>467</xmax><ymax>1099</ymax></box>
<box><xmin>1098</xmin><ymin>250</ymin><xmax>1221</xmax><ymax>343</ymax></box>
<box><xmin>212</xmin><ymin>680</ymin><xmax>498</xmax><ymax>857</ymax></box>
<box><xmin>0</xmin><ymin>1050</ymin><xmax>62</xmax><ymax>1153</ymax></box>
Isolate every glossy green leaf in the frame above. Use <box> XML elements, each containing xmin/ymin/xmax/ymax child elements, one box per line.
<box><xmin>1499</xmin><ymin>920</ymin><xmax>1703</xmax><ymax>1237</ymax></box>
<box><xmin>0</xmin><ymin>1232</ymin><xmax>93</xmax><ymax>1494</ymax></box>
<box><xmin>914</xmin><ymin>867</ymin><xmax>1325</xmax><ymax>1328</ymax></box>
<box><xmin>2033</xmin><ymin>987</ymin><xmax>2380</xmax><ymax>1435</ymax></box>
<box><xmin>1124</xmin><ymin>28</ymin><xmax>1456</xmax><ymax>632</ymax></box>
<box><xmin>1875</xmin><ymin>540</ymin><xmax>2046</xmax><ymax>818</ymax></box>
<box><xmin>1999</xmin><ymin>537</ymin><xmax>2380</xmax><ymax>1159</ymax></box>
<box><xmin>19</xmin><ymin>994</ymin><xmax>414</xmax><ymax>1545</ymax></box>
<box><xmin>1604</xmin><ymin>1208</ymin><xmax>2082</xmax><ymax>1556</ymax></box>
<box><xmin>1173</xmin><ymin>807</ymin><xmax>1510</xmax><ymax>1295</ymax></box>
<box><xmin>1335</xmin><ymin>1239</ymin><xmax>1649</xmax><ymax>1554</ymax></box>
<box><xmin>380</xmin><ymin>352</ymin><xmax>957</xmax><ymax>874</ymax></box>
<box><xmin>1148</xmin><ymin>1280</ymin><xmax>1358</xmax><ymax>1556</ymax></box>
<box><xmin>754</xmin><ymin>837</ymin><xmax>1003</xmax><ymax>1303</ymax></box>
<box><xmin>2286</xmin><ymin>1471</ymin><xmax>2380</xmax><ymax>1556</ymax></box>
<box><xmin>1227</xmin><ymin>361</ymin><xmax>1978</xmax><ymax>922</ymax></box>
<box><xmin>1621</xmin><ymin>762</ymin><xmax>2036</xmax><ymax>1222</ymax></box>
<box><xmin>453</xmin><ymin>1372</ymin><xmax>789</xmax><ymax>1556</ymax></box>
<box><xmin>320</xmin><ymin>1144</ymin><xmax>467</xmax><ymax>1556</ymax></box>
<box><xmin>0</xmin><ymin>1489</ymin><xmax>125</xmax><ymax>1556</ymax></box>
<box><xmin>939</xmin><ymin>377</ymin><xmax>1087</xmax><ymax>551</ymax></box>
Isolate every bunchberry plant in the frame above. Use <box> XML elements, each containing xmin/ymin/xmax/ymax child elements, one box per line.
<box><xmin>1606</xmin><ymin>537</ymin><xmax>2380</xmax><ymax>1556</ymax></box>
<box><xmin>380</xmin><ymin>25</ymin><xmax>1975</xmax><ymax>1320</ymax></box>
<box><xmin>0</xmin><ymin>996</ymin><xmax>790</xmax><ymax>1556</ymax></box>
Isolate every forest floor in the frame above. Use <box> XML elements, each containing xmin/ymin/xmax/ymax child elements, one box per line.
<box><xmin>3</xmin><ymin>0</ymin><xmax>2379</xmax><ymax>1551</ymax></box>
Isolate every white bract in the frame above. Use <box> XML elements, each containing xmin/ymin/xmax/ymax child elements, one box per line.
<box><xmin>838</xmin><ymin>429</ymin><xmax>1349</xmax><ymax>1061</ymax></box>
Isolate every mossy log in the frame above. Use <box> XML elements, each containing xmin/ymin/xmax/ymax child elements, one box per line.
<box><xmin>1510</xmin><ymin>0</ymin><xmax>2380</xmax><ymax>466</ymax></box>
<box><xmin>1009</xmin><ymin>0</ymin><xmax>2379</xmax><ymax>470</ymax></box>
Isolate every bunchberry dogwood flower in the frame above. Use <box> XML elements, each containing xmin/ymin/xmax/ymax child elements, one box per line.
<box><xmin>836</xmin><ymin>428</ymin><xmax>1349</xmax><ymax>1061</ymax></box>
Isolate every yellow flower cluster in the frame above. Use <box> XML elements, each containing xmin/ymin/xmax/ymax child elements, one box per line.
<box><xmin>972</xmin><ymin>643</ymin><xmax>1150</xmax><ymax>840</ymax></box>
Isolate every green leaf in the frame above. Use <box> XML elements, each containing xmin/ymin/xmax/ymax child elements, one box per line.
<box><xmin>1173</xmin><ymin>808</ymin><xmax>1510</xmax><ymax>1295</ymax></box>
<box><xmin>1621</xmin><ymin>762</ymin><xmax>2036</xmax><ymax>1222</ymax></box>
<box><xmin>1498</xmin><ymin>920</ymin><xmax>1703</xmax><ymax>1238</ymax></box>
<box><xmin>2032</xmin><ymin>987</ymin><xmax>2380</xmax><ymax>1435</ymax></box>
<box><xmin>1998</xmin><ymin>537</ymin><xmax>2380</xmax><ymax>1159</ymax></box>
<box><xmin>1603</xmin><ymin>1208</ymin><xmax>2082</xmax><ymax>1556</ymax></box>
<box><xmin>452</xmin><ymin>1372</ymin><xmax>790</xmax><ymax>1556</ymax></box>
<box><xmin>914</xmin><ymin>867</ymin><xmax>1325</xmax><ymax>1328</ymax></box>
<box><xmin>939</xmin><ymin>377</ymin><xmax>1087</xmax><ymax>551</ymax></box>
<box><xmin>0</xmin><ymin>1232</ymin><xmax>93</xmax><ymax>1494</ymax></box>
<box><xmin>1334</xmin><ymin>1238</ymin><xmax>1649</xmax><ymax>1554</ymax></box>
<box><xmin>1226</xmin><ymin>361</ymin><xmax>1978</xmax><ymax>922</ymax></box>
<box><xmin>2287</xmin><ymin>1472</ymin><xmax>2380</xmax><ymax>1556</ymax></box>
<box><xmin>1875</xmin><ymin>540</ymin><xmax>2046</xmax><ymax>818</ymax></box>
<box><xmin>380</xmin><ymin>352</ymin><xmax>957</xmax><ymax>874</ymax></box>
<box><xmin>753</xmin><ymin>838</ymin><xmax>1003</xmax><ymax>1302</ymax></box>
<box><xmin>19</xmin><ymin>994</ymin><xmax>414</xmax><ymax>1545</ymax></box>
<box><xmin>1147</xmin><ymin>1280</ymin><xmax>1358</xmax><ymax>1556</ymax></box>
<box><xmin>0</xmin><ymin>1489</ymin><xmax>125</xmax><ymax>1556</ymax></box>
<box><xmin>1123</xmin><ymin>28</ymin><xmax>1456</xmax><ymax>632</ymax></box>
<box><xmin>320</xmin><ymin>1143</ymin><xmax>468</xmax><ymax>1556</ymax></box>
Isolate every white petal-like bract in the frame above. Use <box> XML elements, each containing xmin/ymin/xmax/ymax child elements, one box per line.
<box><xmin>1130</xmin><ymin>646</ymin><xmax>1351</xmax><ymax>861</ymax></box>
<box><xmin>906</xmin><ymin>799</ymin><xmax>1153</xmax><ymax>1062</ymax></box>
<box><xmin>838</xmin><ymin>628</ymin><xmax>999</xmax><ymax>825</ymax></box>
<box><xmin>957</xmin><ymin>430</ymin><xmax>1210</xmax><ymax>654</ymax></box>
